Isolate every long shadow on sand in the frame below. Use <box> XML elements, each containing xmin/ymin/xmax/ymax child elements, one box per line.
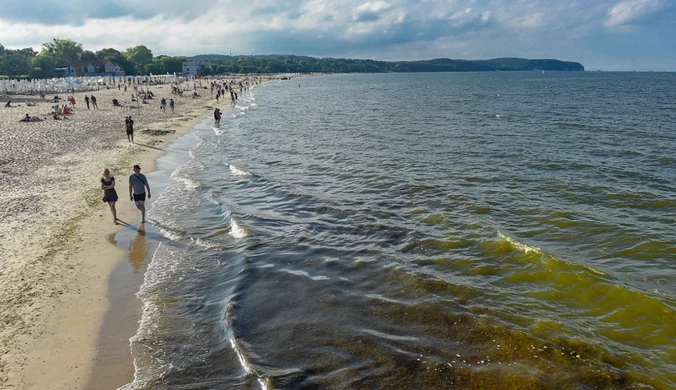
<box><xmin>132</xmin><ymin>142</ymin><xmax>163</xmax><ymax>151</ymax></box>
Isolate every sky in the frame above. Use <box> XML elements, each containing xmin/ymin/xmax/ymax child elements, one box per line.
<box><xmin>1</xmin><ymin>0</ymin><xmax>675</xmax><ymax>71</ymax></box>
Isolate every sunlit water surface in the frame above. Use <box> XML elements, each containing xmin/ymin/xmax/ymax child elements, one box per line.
<box><xmin>119</xmin><ymin>72</ymin><xmax>676</xmax><ymax>389</ymax></box>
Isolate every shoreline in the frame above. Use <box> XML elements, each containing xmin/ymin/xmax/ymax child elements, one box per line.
<box><xmin>0</xmin><ymin>82</ymin><xmax>222</xmax><ymax>389</ymax></box>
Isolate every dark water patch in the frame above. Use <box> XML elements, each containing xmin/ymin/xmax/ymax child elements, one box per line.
<box><xmin>401</xmin><ymin>237</ymin><xmax>477</xmax><ymax>255</ymax></box>
<box><xmin>554</xmin><ymin>121</ymin><xmax>585</xmax><ymax>128</ymax></box>
<box><xmin>235</xmin><ymin>262</ymin><xmax>657</xmax><ymax>389</ymax></box>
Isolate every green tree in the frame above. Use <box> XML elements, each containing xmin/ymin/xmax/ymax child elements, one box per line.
<box><xmin>124</xmin><ymin>45</ymin><xmax>153</xmax><ymax>75</ymax></box>
<box><xmin>145</xmin><ymin>55</ymin><xmax>187</xmax><ymax>75</ymax></box>
<box><xmin>42</xmin><ymin>38</ymin><xmax>83</xmax><ymax>63</ymax></box>
<box><xmin>96</xmin><ymin>48</ymin><xmax>134</xmax><ymax>75</ymax></box>
<box><xmin>0</xmin><ymin>45</ymin><xmax>36</xmax><ymax>78</ymax></box>
<box><xmin>96</xmin><ymin>48</ymin><xmax>123</xmax><ymax>59</ymax></box>
<box><xmin>30</xmin><ymin>51</ymin><xmax>57</xmax><ymax>78</ymax></box>
<box><xmin>80</xmin><ymin>50</ymin><xmax>97</xmax><ymax>62</ymax></box>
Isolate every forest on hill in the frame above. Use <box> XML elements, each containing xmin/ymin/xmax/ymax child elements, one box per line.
<box><xmin>191</xmin><ymin>55</ymin><xmax>584</xmax><ymax>74</ymax></box>
<box><xmin>0</xmin><ymin>38</ymin><xmax>584</xmax><ymax>79</ymax></box>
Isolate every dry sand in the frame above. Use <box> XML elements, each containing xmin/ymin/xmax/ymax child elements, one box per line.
<box><xmin>0</xmin><ymin>82</ymin><xmax>222</xmax><ymax>389</ymax></box>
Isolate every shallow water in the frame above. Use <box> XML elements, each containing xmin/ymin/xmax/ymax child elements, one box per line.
<box><xmin>120</xmin><ymin>72</ymin><xmax>676</xmax><ymax>389</ymax></box>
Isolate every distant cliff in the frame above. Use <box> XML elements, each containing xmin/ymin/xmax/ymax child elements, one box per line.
<box><xmin>189</xmin><ymin>54</ymin><xmax>585</xmax><ymax>74</ymax></box>
<box><xmin>402</xmin><ymin>57</ymin><xmax>585</xmax><ymax>72</ymax></box>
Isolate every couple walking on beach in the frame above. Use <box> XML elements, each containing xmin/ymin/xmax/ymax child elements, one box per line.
<box><xmin>160</xmin><ymin>98</ymin><xmax>175</xmax><ymax>113</ymax></box>
<box><xmin>84</xmin><ymin>95</ymin><xmax>98</xmax><ymax>109</ymax></box>
<box><xmin>101</xmin><ymin>165</ymin><xmax>151</xmax><ymax>224</ymax></box>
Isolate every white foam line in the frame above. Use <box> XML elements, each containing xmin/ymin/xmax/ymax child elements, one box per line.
<box><xmin>498</xmin><ymin>232</ymin><xmax>607</xmax><ymax>275</ymax></box>
<box><xmin>157</xmin><ymin>226</ymin><xmax>183</xmax><ymax>241</ymax></box>
<box><xmin>170</xmin><ymin>170</ymin><xmax>200</xmax><ymax>190</ymax></box>
<box><xmin>228</xmin><ymin>335</ymin><xmax>269</xmax><ymax>390</ymax></box>
<box><xmin>361</xmin><ymin>328</ymin><xmax>419</xmax><ymax>342</ymax></box>
<box><xmin>119</xmin><ymin>242</ymin><xmax>165</xmax><ymax>390</ymax></box>
<box><xmin>224</xmin><ymin>303</ymin><xmax>268</xmax><ymax>390</ymax></box>
<box><xmin>498</xmin><ymin>232</ymin><xmax>542</xmax><ymax>254</ymax></box>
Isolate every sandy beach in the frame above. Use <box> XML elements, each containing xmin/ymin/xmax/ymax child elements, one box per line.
<box><xmin>0</xmin><ymin>82</ymin><xmax>223</xmax><ymax>389</ymax></box>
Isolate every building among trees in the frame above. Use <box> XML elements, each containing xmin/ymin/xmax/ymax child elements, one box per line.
<box><xmin>54</xmin><ymin>60</ymin><xmax>125</xmax><ymax>77</ymax></box>
<box><xmin>182</xmin><ymin>61</ymin><xmax>211</xmax><ymax>76</ymax></box>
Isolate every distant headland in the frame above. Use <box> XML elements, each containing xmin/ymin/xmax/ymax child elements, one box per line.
<box><xmin>188</xmin><ymin>55</ymin><xmax>585</xmax><ymax>74</ymax></box>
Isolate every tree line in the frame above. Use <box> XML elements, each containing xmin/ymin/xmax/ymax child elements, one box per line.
<box><xmin>196</xmin><ymin>55</ymin><xmax>584</xmax><ymax>74</ymax></box>
<box><xmin>0</xmin><ymin>39</ymin><xmax>187</xmax><ymax>79</ymax></box>
<box><xmin>0</xmin><ymin>38</ymin><xmax>584</xmax><ymax>79</ymax></box>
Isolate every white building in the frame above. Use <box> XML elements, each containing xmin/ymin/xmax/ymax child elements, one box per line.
<box><xmin>182</xmin><ymin>62</ymin><xmax>208</xmax><ymax>76</ymax></box>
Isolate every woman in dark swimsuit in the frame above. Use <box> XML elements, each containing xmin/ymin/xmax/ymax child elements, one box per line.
<box><xmin>101</xmin><ymin>168</ymin><xmax>119</xmax><ymax>223</ymax></box>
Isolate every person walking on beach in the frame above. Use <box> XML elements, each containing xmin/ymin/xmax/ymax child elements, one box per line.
<box><xmin>160</xmin><ymin>97</ymin><xmax>167</xmax><ymax>112</ymax></box>
<box><xmin>169</xmin><ymin>98</ymin><xmax>175</xmax><ymax>113</ymax></box>
<box><xmin>90</xmin><ymin>95</ymin><xmax>98</xmax><ymax>109</ymax></box>
<box><xmin>129</xmin><ymin>165</ymin><xmax>151</xmax><ymax>224</ymax></box>
<box><xmin>84</xmin><ymin>95</ymin><xmax>90</xmax><ymax>109</ymax></box>
<box><xmin>101</xmin><ymin>168</ymin><xmax>119</xmax><ymax>223</ymax></box>
<box><xmin>125</xmin><ymin>116</ymin><xmax>134</xmax><ymax>143</ymax></box>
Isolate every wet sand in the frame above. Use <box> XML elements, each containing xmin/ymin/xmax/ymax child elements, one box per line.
<box><xmin>0</xmin><ymin>83</ymin><xmax>221</xmax><ymax>388</ymax></box>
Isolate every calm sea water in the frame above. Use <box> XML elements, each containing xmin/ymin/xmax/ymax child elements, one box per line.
<box><xmin>119</xmin><ymin>72</ymin><xmax>676</xmax><ymax>389</ymax></box>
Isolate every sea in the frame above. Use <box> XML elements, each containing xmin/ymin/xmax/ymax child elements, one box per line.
<box><xmin>117</xmin><ymin>72</ymin><xmax>675</xmax><ymax>389</ymax></box>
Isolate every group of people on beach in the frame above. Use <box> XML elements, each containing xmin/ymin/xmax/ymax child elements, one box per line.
<box><xmin>101</xmin><ymin>164</ymin><xmax>151</xmax><ymax>225</ymax></box>
<box><xmin>20</xmin><ymin>113</ymin><xmax>42</xmax><ymax>122</ymax></box>
<box><xmin>97</xmin><ymin>84</ymin><xmax>181</xmax><ymax>224</ymax></box>
<box><xmin>97</xmin><ymin>78</ymin><xmax>259</xmax><ymax>225</ymax></box>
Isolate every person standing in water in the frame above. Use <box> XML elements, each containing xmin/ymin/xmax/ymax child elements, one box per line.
<box><xmin>101</xmin><ymin>168</ymin><xmax>119</xmax><ymax>223</ymax></box>
<box><xmin>214</xmin><ymin>108</ymin><xmax>221</xmax><ymax>126</ymax></box>
<box><xmin>129</xmin><ymin>165</ymin><xmax>151</xmax><ymax>223</ymax></box>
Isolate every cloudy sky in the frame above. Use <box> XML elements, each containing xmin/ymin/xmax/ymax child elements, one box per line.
<box><xmin>1</xmin><ymin>0</ymin><xmax>675</xmax><ymax>71</ymax></box>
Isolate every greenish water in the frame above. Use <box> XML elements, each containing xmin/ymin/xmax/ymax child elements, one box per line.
<box><xmin>121</xmin><ymin>72</ymin><xmax>675</xmax><ymax>389</ymax></box>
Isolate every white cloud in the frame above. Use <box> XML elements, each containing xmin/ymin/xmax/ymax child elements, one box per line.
<box><xmin>352</xmin><ymin>1</ymin><xmax>393</xmax><ymax>22</ymax></box>
<box><xmin>0</xmin><ymin>0</ymin><xmax>674</xmax><ymax>70</ymax></box>
<box><xmin>450</xmin><ymin>8</ymin><xmax>473</xmax><ymax>21</ymax></box>
<box><xmin>605</xmin><ymin>0</ymin><xmax>664</xmax><ymax>27</ymax></box>
<box><xmin>480</xmin><ymin>10</ymin><xmax>490</xmax><ymax>23</ymax></box>
<box><xmin>493</xmin><ymin>3</ymin><xmax>548</xmax><ymax>29</ymax></box>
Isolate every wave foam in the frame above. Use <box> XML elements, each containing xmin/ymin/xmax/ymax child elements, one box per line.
<box><xmin>229</xmin><ymin>218</ymin><xmax>248</xmax><ymax>238</ymax></box>
<box><xmin>223</xmin><ymin>305</ymin><xmax>269</xmax><ymax>390</ymax></box>
<box><xmin>498</xmin><ymin>232</ymin><xmax>543</xmax><ymax>254</ymax></box>
<box><xmin>170</xmin><ymin>169</ymin><xmax>201</xmax><ymax>190</ymax></box>
<box><xmin>229</xmin><ymin>164</ymin><xmax>250</xmax><ymax>177</ymax></box>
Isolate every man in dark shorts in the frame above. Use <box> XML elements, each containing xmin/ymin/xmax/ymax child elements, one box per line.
<box><xmin>126</xmin><ymin>116</ymin><xmax>134</xmax><ymax>143</ymax></box>
<box><xmin>129</xmin><ymin>164</ymin><xmax>151</xmax><ymax>223</ymax></box>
